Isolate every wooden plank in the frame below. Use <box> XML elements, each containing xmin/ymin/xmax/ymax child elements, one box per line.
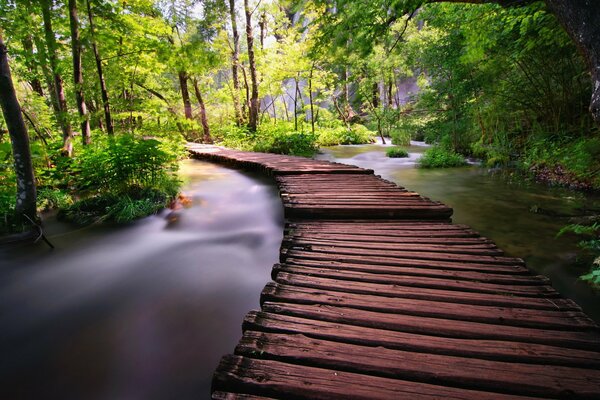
<box><xmin>286</xmin><ymin>232</ymin><xmax>494</xmax><ymax>245</ymax></box>
<box><xmin>283</xmin><ymin>238</ymin><xmax>504</xmax><ymax>256</ymax></box>
<box><xmin>261</xmin><ymin>302</ymin><xmax>600</xmax><ymax>349</ymax></box>
<box><xmin>281</xmin><ymin>259</ymin><xmax>542</xmax><ymax>285</ymax></box>
<box><xmin>212</xmin><ymin>392</ymin><xmax>278</xmax><ymax>400</ymax></box>
<box><xmin>236</xmin><ymin>331</ymin><xmax>600</xmax><ymax>399</ymax></box>
<box><xmin>273</xmin><ymin>266</ymin><xmax>556</xmax><ymax>297</ymax></box>
<box><xmin>274</xmin><ymin>273</ymin><xmax>576</xmax><ymax>310</ymax></box>
<box><xmin>261</xmin><ymin>282</ymin><xmax>596</xmax><ymax>330</ymax></box>
<box><xmin>284</xmin><ymin>250</ymin><xmax>526</xmax><ymax>273</ymax></box>
<box><xmin>284</xmin><ymin>245</ymin><xmax>523</xmax><ymax>266</ymax></box>
<box><xmin>213</xmin><ymin>355</ymin><xmax>538</xmax><ymax>400</ymax></box>
<box><xmin>243</xmin><ymin>311</ymin><xmax>600</xmax><ymax>368</ymax></box>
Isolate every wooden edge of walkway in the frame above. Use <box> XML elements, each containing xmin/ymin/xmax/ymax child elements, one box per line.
<box><xmin>187</xmin><ymin>145</ymin><xmax>600</xmax><ymax>400</ymax></box>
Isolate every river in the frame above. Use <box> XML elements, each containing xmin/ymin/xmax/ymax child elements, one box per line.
<box><xmin>1</xmin><ymin>146</ymin><xmax>599</xmax><ymax>399</ymax></box>
<box><xmin>317</xmin><ymin>140</ymin><xmax>600</xmax><ymax>323</ymax></box>
<box><xmin>0</xmin><ymin>160</ymin><xmax>283</xmax><ymax>400</ymax></box>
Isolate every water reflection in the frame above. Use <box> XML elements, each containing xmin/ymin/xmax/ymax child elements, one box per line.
<box><xmin>317</xmin><ymin>143</ymin><xmax>600</xmax><ymax>322</ymax></box>
<box><xmin>0</xmin><ymin>160</ymin><xmax>283</xmax><ymax>400</ymax></box>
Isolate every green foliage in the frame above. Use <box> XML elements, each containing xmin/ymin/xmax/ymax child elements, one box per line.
<box><xmin>317</xmin><ymin>124</ymin><xmax>375</xmax><ymax>147</ymax></box>
<box><xmin>558</xmin><ymin>223</ymin><xmax>600</xmax><ymax>286</ymax></box>
<box><xmin>418</xmin><ymin>146</ymin><xmax>467</xmax><ymax>168</ymax></box>
<box><xmin>386</xmin><ymin>147</ymin><xmax>409</xmax><ymax>158</ymax></box>
<box><xmin>36</xmin><ymin>188</ymin><xmax>74</xmax><ymax>211</ymax></box>
<box><xmin>54</xmin><ymin>134</ymin><xmax>181</xmax><ymax>225</ymax></box>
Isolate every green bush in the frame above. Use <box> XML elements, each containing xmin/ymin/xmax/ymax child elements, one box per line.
<box><xmin>558</xmin><ymin>223</ymin><xmax>600</xmax><ymax>287</ymax></box>
<box><xmin>37</xmin><ymin>188</ymin><xmax>74</xmax><ymax>211</ymax></box>
<box><xmin>418</xmin><ymin>146</ymin><xmax>467</xmax><ymax>168</ymax></box>
<box><xmin>317</xmin><ymin>124</ymin><xmax>375</xmax><ymax>146</ymax></box>
<box><xmin>386</xmin><ymin>147</ymin><xmax>409</xmax><ymax>158</ymax></box>
<box><xmin>56</xmin><ymin>134</ymin><xmax>181</xmax><ymax>225</ymax></box>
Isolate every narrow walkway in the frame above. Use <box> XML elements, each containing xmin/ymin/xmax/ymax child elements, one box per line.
<box><xmin>189</xmin><ymin>145</ymin><xmax>600</xmax><ymax>400</ymax></box>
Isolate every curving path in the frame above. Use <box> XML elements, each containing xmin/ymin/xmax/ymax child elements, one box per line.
<box><xmin>188</xmin><ymin>144</ymin><xmax>600</xmax><ymax>400</ymax></box>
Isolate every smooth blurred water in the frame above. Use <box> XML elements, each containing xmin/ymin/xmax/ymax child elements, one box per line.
<box><xmin>0</xmin><ymin>160</ymin><xmax>283</xmax><ymax>400</ymax></box>
<box><xmin>317</xmin><ymin>142</ymin><xmax>600</xmax><ymax>323</ymax></box>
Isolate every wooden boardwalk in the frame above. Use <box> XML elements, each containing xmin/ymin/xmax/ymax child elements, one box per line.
<box><xmin>188</xmin><ymin>145</ymin><xmax>600</xmax><ymax>400</ymax></box>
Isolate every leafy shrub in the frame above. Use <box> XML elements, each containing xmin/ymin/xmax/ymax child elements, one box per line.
<box><xmin>418</xmin><ymin>146</ymin><xmax>467</xmax><ymax>168</ymax></box>
<box><xmin>56</xmin><ymin>135</ymin><xmax>181</xmax><ymax>225</ymax></box>
<box><xmin>386</xmin><ymin>147</ymin><xmax>409</xmax><ymax>158</ymax></box>
<box><xmin>254</xmin><ymin>130</ymin><xmax>318</xmax><ymax>157</ymax></box>
<box><xmin>557</xmin><ymin>223</ymin><xmax>600</xmax><ymax>287</ymax></box>
<box><xmin>317</xmin><ymin>124</ymin><xmax>375</xmax><ymax>146</ymax></box>
<box><xmin>60</xmin><ymin>187</ymin><xmax>171</xmax><ymax>225</ymax></box>
<box><xmin>37</xmin><ymin>188</ymin><xmax>74</xmax><ymax>211</ymax></box>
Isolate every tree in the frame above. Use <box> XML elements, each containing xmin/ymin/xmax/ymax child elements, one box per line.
<box><xmin>244</xmin><ymin>0</ymin><xmax>259</xmax><ymax>132</ymax></box>
<box><xmin>229</xmin><ymin>0</ymin><xmax>245</xmax><ymax>125</ymax></box>
<box><xmin>86</xmin><ymin>0</ymin><xmax>113</xmax><ymax>135</ymax></box>
<box><xmin>68</xmin><ymin>0</ymin><xmax>91</xmax><ymax>145</ymax></box>
<box><xmin>0</xmin><ymin>33</ymin><xmax>37</xmax><ymax>228</ymax></box>
<box><xmin>41</xmin><ymin>0</ymin><xmax>74</xmax><ymax>156</ymax></box>
<box><xmin>312</xmin><ymin>0</ymin><xmax>600</xmax><ymax>123</ymax></box>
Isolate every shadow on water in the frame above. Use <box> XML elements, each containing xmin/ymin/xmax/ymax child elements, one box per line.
<box><xmin>0</xmin><ymin>160</ymin><xmax>283</xmax><ymax>400</ymax></box>
<box><xmin>318</xmin><ymin>142</ymin><xmax>600</xmax><ymax>323</ymax></box>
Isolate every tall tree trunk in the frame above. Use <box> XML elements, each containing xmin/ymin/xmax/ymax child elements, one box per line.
<box><xmin>178</xmin><ymin>70</ymin><xmax>193</xmax><ymax>119</ymax></box>
<box><xmin>33</xmin><ymin>33</ymin><xmax>60</xmax><ymax>119</ymax></box>
<box><xmin>21</xmin><ymin>35</ymin><xmax>44</xmax><ymax>96</ymax></box>
<box><xmin>69</xmin><ymin>0</ymin><xmax>91</xmax><ymax>145</ymax></box>
<box><xmin>244</xmin><ymin>0</ymin><xmax>259</xmax><ymax>132</ymax></box>
<box><xmin>86</xmin><ymin>0</ymin><xmax>113</xmax><ymax>135</ymax></box>
<box><xmin>41</xmin><ymin>0</ymin><xmax>73</xmax><ymax>156</ymax></box>
<box><xmin>543</xmin><ymin>0</ymin><xmax>600</xmax><ymax>123</ymax></box>
<box><xmin>192</xmin><ymin>78</ymin><xmax>212</xmax><ymax>143</ymax></box>
<box><xmin>229</xmin><ymin>0</ymin><xmax>244</xmax><ymax>126</ymax></box>
<box><xmin>259</xmin><ymin>12</ymin><xmax>267</xmax><ymax>50</ymax></box>
<box><xmin>372</xmin><ymin>82</ymin><xmax>379</xmax><ymax>108</ymax></box>
<box><xmin>0</xmin><ymin>35</ymin><xmax>37</xmax><ymax>228</ymax></box>
<box><xmin>308</xmin><ymin>64</ymin><xmax>315</xmax><ymax>135</ymax></box>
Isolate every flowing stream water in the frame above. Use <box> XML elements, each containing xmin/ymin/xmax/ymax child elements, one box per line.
<box><xmin>317</xmin><ymin>140</ymin><xmax>600</xmax><ymax>323</ymax></box>
<box><xmin>0</xmin><ymin>160</ymin><xmax>283</xmax><ymax>399</ymax></box>
<box><xmin>2</xmin><ymin>146</ymin><xmax>600</xmax><ymax>399</ymax></box>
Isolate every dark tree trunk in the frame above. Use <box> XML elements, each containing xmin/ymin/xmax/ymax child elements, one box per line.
<box><xmin>229</xmin><ymin>0</ymin><xmax>244</xmax><ymax>126</ymax></box>
<box><xmin>41</xmin><ymin>0</ymin><xmax>74</xmax><ymax>156</ymax></box>
<box><xmin>544</xmin><ymin>0</ymin><xmax>600</xmax><ymax>122</ymax></box>
<box><xmin>192</xmin><ymin>78</ymin><xmax>213</xmax><ymax>143</ymax></box>
<box><xmin>0</xmin><ymin>35</ymin><xmax>37</xmax><ymax>228</ymax></box>
<box><xmin>87</xmin><ymin>0</ymin><xmax>114</xmax><ymax>135</ymax></box>
<box><xmin>244</xmin><ymin>0</ymin><xmax>259</xmax><ymax>132</ymax></box>
<box><xmin>372</xmin><ymin>82</ymin><xmax>379</xmax><ymax>108</ymax></box>
<box><xmin>178</xmin><ymin>71</ymin><xmax>193</xmax><ymax>119</ymax></box>
<box><xmin>21</xmin><ymin>35</ymin><xmax>44</xmax><ymax>96</ymax></box>
<box><xmin>308</xmin><ymin>64</ymin><xmax>315</xmax><ymax>135</ymax></box>
<box><xmin>259</xmin><ymin>12</ymin><xmax>267</xmax><ymax>50</ymax></box>
<box><xmin>69</xmin><ymin>0</ymin><xmax>91</xmax><ymax>145</ymax></box>
<box><xmin>33</xmin><ymin>33</ymin><xmax>60</xmax><ymax>119</ymax></box>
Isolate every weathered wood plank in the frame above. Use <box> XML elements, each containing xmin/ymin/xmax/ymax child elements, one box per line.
<box><xmin>273</xmin><ymin>266</ymin><xmax>556</xmax><ymax>297</ymax></box>
<box><xmin>212</xmin><ymin>392</ymin><xmax>278</xmax><ymax>400</ymax></box>
<box><xmin>236</xmin><ymin>331</ymin><xmax>600</xmax><ymax>399</ymax></box>
<box><xmin>281</xmin><ymin>259</ymin><xmax>544</xmax><ymax>285</ymax></box>
<box><xmin>261</xmin><ymin>282</ymin><xmax>597</xmax><ymax>330</ymax></box>
<box><xmin>243</xmin><ymin>311</ymin><xmax>600</xmax><ymax>368</ymax></box>
<box><xmin>274</xmin><ymin>273</ymin><xmax>577</xmax><ymax>310</ymax></box>
<box><xmin>213</xmin><ymin>355</ymin><xmax>539</xmax><ymax>400</ymax></box>
<box><xmin>261</xmin><ymin>302</ymin><xmax>600</xmax><ymax>349</ymax></box>
<box><xmin>284</xmin><ymin>250</ymin><xmax>528</xmax><ymax>274</ymax></box>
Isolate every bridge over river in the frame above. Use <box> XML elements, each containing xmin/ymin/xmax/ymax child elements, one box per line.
<box><xmin>189</xmin><ymin>144</ymin><xmax>600</xmax><ymax>400</ymax></box>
